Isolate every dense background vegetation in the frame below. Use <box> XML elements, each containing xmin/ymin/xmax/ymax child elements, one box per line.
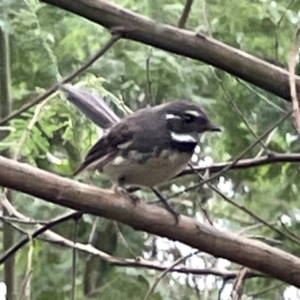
<box><xmin>1</xmin><ymin>0</ymin><xmax>300</xmax><ymax>299</ymax></box>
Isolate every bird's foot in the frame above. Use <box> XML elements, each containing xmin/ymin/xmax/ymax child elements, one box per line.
<box><xmin>113</xmin><ymin>186</ymin><xmax>141</xmax><ymax>205</ymax></box>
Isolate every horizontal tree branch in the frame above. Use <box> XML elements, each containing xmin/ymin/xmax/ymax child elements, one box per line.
<box><xmin>0</xmin><ymin>155</ymin><xmax>300</xmax><ymax>287</ymax></box>
<box><xmin>41</xmin><ymin>0</ymin><xmax>300</xmax><ymax>101</ymax></box>
<box><xmin>0</xmin><ymin>210</ymin><xmax>81</xmax><ymax>264</ymax></box>
<box><xmin>2</xmin><ymin>196</ymin><xmax>266</xmax><ymax>280</ymax></box>
<box><xmin>179</xmin><ymin>153</ymin><xmax>300</xmax><ymax>176</ymax></box>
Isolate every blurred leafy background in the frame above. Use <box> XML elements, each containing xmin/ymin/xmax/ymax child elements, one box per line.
<box><xmin>1</xmin><ymin>0</ymin><xmax>300</xmax><ymax>299</ymax></box>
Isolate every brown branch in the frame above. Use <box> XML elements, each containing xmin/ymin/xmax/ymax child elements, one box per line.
<box><xmin>188</xmin><ymin>164</ymin><xmax>300</xmax><ymax>246</ymax></box>
<box><xmin>40</xmin><ymin>0</ymin><xmax>300</xmax><ymax>102</ymax></box>
<box><xmin>179</xmin><ymin>152</ymin><xmax>300</xmax><ymax>176</ymax></box>
<box><xmin>289</xmin><ymin>26</ymin><xmax>300</xmax><ymax>134</ymax></box>
<box><xmin>71</xmin><ymin>217</ymin><xmax>79</xmax><ymax>300</ymax></box>
<box><xmin>218</xmin><ymin>280</ymin><xmax>228</xmax><ymax>300</ymax></box>
<box><xmin>18</xmin><ymin>269</ymin><xmax>33</xmax><ymax>300</ymax></box>
<box><xmin>0</xmin><ymin>216</ymin><xmax>48</xmax><ymax>225</ymax></box>
<box><xmin>0</xmin><ymin>211</ymin><xmax>82</xmax><ymax>264</ymax></box>
<box><xmin>2</xmin><ymin>196</ymin><xmax>265</xmax><ymax>281</ymax></box>
<box><xmin>231</xmin><ymin>268</ymin><xmax>247</xmax><ymax>300</ymax></box>
<box><xmin>143</xmin><ymin>251</ymin><xmax>198</xmax><ymax>300</ymax></box>
<box><xmin>0</xmin><ymin>34</ymin><xmax>121</xmax><ymax>126</ymax></box>
<box><xmin>178</xmin><ymin>0</ymin><xmax>194</xmax><ymax>28</ymax></box>
<box><xmin>280</xmin><ymin>218</ymin><xmax>300</xmax><ymax>241</ymax></box>
<box><xmin>145</xmin><ymin>47</ymin><xmax>154</xmax><ymax>105</ymax></box>
<box><xmin>0</xmin><ymin>156</ymin><xmax>300</xmax><ymax>287</ymax></box>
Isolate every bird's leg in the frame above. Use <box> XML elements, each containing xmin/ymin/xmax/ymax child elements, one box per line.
<box><xmin>113</xmin><ymin>185</ymin><xmax>141</xmax><ymax>205</ymax></box>
<box><xmin>151</xmin><ymin>188</ymin><xmax>180</xmax><ymax>224</ymax></box>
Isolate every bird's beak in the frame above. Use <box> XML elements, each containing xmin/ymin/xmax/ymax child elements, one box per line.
<box><xmin>208</xmin><ymin>123</ymin><xmax>222</xmax><ymax>132</ymax></box>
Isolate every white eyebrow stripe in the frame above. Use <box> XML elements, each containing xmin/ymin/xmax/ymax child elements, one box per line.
<box><xmin>184</xmin><ymin>110</ymin><xmax>201</xmax><ymax>117</ymax></box>
<box><xmin>170</xmin><ymin>132</ymin><xmax>198</xmax><ymax>143</ymax></box>
<box><xmin>165</xmin><ymin>113</ymin><xmax>181</xmax><ymax>120</ymax></box>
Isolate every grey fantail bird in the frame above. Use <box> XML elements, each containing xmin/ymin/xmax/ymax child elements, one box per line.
<box><xmin>73</xmin><ymin>100</ymin><xmax>221</xmax><ymax>188</ymax></box>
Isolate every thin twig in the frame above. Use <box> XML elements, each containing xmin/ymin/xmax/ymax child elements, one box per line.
<box><xmin>188</xmin><ymin>164</ymin><xmax>300</xmax><ymax>246</ymax></box>
<box><xmin>1</xmin><ymin>196</ymin><xmax>266</xmax><ymax>280</ymax></box>
<box><xmin>17</xmin><ymin>268</ymin><xmax>33</xmax><ymax>300</ymax></box>
<box><xmin>201</xmin><ymin>0</ymin><xmax>213</xmax><ymax>36</ymax></box>
<box><xmin>143</xmin><ymin>251</ymin><xmax>198</xmax><ymax>300</ymax></box>
<box><xmin>179</xmin><ymin>152</ymin><xmax>300</xmax><ymax>176</ymax></box>
<box><xmin>201</xmin><ymin>110</ymin><xmax>292</xmax><ymax>185</ymax></box>
<box><xmin>237</xmin><ymin>222</ymin><xmax>277</xmax><ymax>235</ymax></box>
<box><xmin>247</xmin><ymin>282</ymin><xmax>285</xmax><ymax>297</ymax></box>
<box><xmin>170</xmin><ymin>109</ymin><xmax>292</xmax><ymax>198</ymax></box>
<box><xmin>275</xmin><ymin>0</ymin><xmax>295</xmax><ymax>60</ymax></box>
<box><xmin>246</xmin><ymin>235</ymin><xmax>281</xmax><ymax>246</ymax></box>
<box><xmin>218</xmin><ymin>279</ymin><xmax>228</xmax><ymax>300</ymax></box>
<box><xmin>151</xmin><ymin>187</ymin><xmax>180</xmax><ymax>224</ymax></box>
<box><xmin>88</xmin><ymin>217</ymin><xmax>99</xmax><ymax>244</ymax></box>
<box><xmin>199</xmin><ymin>204</ymin><xmax>214</xmax><ymax>226</ymax></box>
<box><xmin>178</xmin><ymin>0</ymin><xmax>194</xmax><ymax>28</ymax></box>
<box><xmin>212</xmin><ymin>68</ymin><xmax>270</xmax><ymax>152</ymax></box>
<box><xmin>254</xmin><ymin>127</ymin><xmax>277</xmax><ymax>158</ymax></box>
<box><xmin>71</xmin><ymin>216</ymin><xmax>81</xmax><ymax>300</ymax></box>
<box><xmin>228</xmin><ymin>99</ymin><xmax>270</xmax><ymax>154</ymax></box>
<box><xmin>114</xmin><ymin>221</ymin><xmax>137</xmax><ymax>258</ymax></box>
<box><xmin>280</xmin><ymin>218</ymin><xmax>300</xmax><ymax>241</ymax></box>
<box><xmin>288</xmin><ymin>26</ymin><xmax>300</xmax><ymax>134</ymax></box>
<box><xmin>0</xmin><ymin>211</ymin><xmax>82</xmax><ymax>265</ymax></box>
<box><xmin>0</xmin><ymin>217</ymin><xmax>29</xmax><ymax>235</ymax></box>
<box><xmin>0</xmin><ymin>216</ymin><xmax>48</xmax><ymax>225</ymax></box>
<box><xmin>146</xmin><ymin>47</ymin><xmax>154</xmax><ymax>105</ymax></box>
<box><xmin>231</xmin><ymin>267</ymin><xmax>247</xmax><ymax>300</ymax></box>
<box><xmin>0</xmin><ymin>34</ymin><xmax>121</xmax><ymax>126</ymax></box>
<box><xmin>25</xmin><ymin>238</ymin><xmax>34</xmax><ymax>300</ymax></box>
<box><xmin>236</xmin><ymin>78</ymin><xmax>285</xmax><ymax>112</ymax></box>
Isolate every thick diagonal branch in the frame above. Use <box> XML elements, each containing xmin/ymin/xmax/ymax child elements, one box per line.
<box><xmin>41</xmin><ymin>0</ymin><xmax>300</xmax><ymax>101</ymax></box>
<box><xmin>0</xmin><ymin>155</ymin><xmax>300</xmax><ymax>287</ymax></box>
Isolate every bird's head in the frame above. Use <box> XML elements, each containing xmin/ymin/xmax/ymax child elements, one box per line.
<box><xmin>159</xmin><ymin>101</ymin><xmax>221</xmax><ymax>144</ymax></box>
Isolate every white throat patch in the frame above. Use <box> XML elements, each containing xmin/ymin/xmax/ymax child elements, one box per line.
<box><xmin>170</xmin><ymin>131</ymin><xmax>198</xmax><ymax>143</ymax></box>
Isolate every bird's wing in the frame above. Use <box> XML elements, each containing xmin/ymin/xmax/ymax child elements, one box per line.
<box><xmin>73</xmin><ymin>121</ymin><xmax>134</xmax><ymax>176</ymax></box>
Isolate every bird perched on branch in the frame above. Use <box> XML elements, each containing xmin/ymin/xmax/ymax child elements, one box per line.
<box><xmin>73</xmin><ymin>100</ymin><xmax>221</xmax><ymax>187</ymax></box>
<box><xmin>61</xmin><ymin>85</ymin><xmax>221</xmax><ymax>221</ymax></box>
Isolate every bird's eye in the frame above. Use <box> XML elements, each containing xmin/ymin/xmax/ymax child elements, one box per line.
<box><xmin>182</xmin><ymin>114</ymin><xmax>196</xmax><ymax>124</ymax></box>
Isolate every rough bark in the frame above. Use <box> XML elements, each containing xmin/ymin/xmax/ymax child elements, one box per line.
<box><xmin>41</xmin><ymin>0</ymin><xmax>300</xmax><ymax>101</ymax></box>
<box><xmin>0</xmin><ymin>155</ymin><xmax>300</xmax><ymax>288</ymax></box>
